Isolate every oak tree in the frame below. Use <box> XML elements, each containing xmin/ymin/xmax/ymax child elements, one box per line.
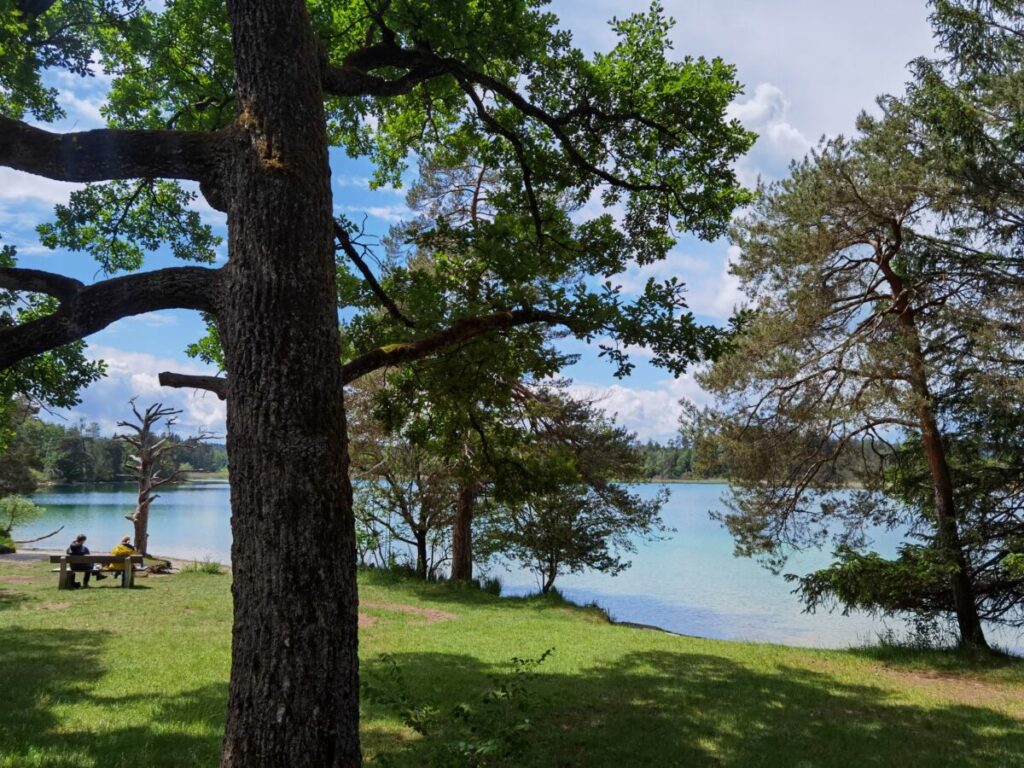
<box><xmin>0</xmin><ymin>0</ymin><xmax>751</xmax><ymax>764</ymax></box>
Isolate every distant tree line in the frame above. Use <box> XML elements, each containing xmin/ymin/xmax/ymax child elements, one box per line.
<box><xmin>636</xmin><ymin>404</ymin><xmax>889</xmax><ymax>484</ymax></box>
<box><xmin>635</xmin><ymin>441</ymin><xmax>698</xmax><ymax>481</ymax></box>
<box><xmin>0</xmin><ymin>399</ymin><xmax>227</xmax><ymax>492</ymax></box>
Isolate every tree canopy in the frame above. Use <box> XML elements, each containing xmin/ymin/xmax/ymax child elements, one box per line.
<box><xmin>0</xmin><ymin>0</ymin><xmax>754</xmax><ymax>764</ymax></box>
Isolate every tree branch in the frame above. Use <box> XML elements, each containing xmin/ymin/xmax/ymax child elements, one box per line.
<box><xmin>322</xmin><ymin>43</ymin><xmax>677</xmax><ymax>199</ymax></box>
<box><xmin>322</xmin><ymin>63</ymin><xmax>446</xmax><ymax>98</ymax></box>
<box><xmin>322</xmin><ymin>38</ymin><xmax>448</xmax><ymax>97</ymax></box>
<box><xmin>13</xmin><ymin>524</ymin><xmax>64</xmax><ymax>544</ymax></box>
<box><xmin>155</xmin><ymin>307</ymin><xmax>575</xmax><ymax>395</ymax></box>
<box><xmin>0</xmin><ymin>266</ymin><xmax>220</xmax><ymax>369</ymax></box>
<box><xmin>157</xmin><ymin>372</ymin><xmax>228</xmax><ymax>400</ymax></box>
<box><xmin>0</xmin><ymin>116</ymin><xmax>223</xmax><ymax>183</ymax></box>
<box><xmin>333</xmin><ymin>221</ymin><xmax>414</xmax><ymax>328</ymax></box>
<box><xmin>0</xmin><ymin>267</ymin><xmax>84</xmax><ymax>302</ymax></box>
<box><xmin>340</xmin><ymin>307</ymin><xmax>573</xmax><ymax>385</ymax></box>
<box><xmin>16</xmin><ymin>0</ymin><xmax>58</xmax><ymax>18</ymax></box>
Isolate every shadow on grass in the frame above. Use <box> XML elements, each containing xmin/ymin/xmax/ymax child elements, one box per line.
<box><xmin>359</xmin><ymin>568</ymin><xmax>607</xmax><ymax>618</ymax></box>
<box><xmin>0</xmin><ymin>588</ymin><xmax>30</xmax><ymax>611</ymax></box>
<box><xmin>0</xmin><ymin>626</ymin><xmax>225</xmax><ymax>767</ymax></box>
<box><xmin>362</xmin><ymin>649</ymin><xmax>1024</xmax><ymax>768</ymax></box>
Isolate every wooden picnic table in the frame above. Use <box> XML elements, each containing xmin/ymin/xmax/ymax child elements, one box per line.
<box><xmin>48</xmin><ymin>554</ymin><xmax>145</xmax><ymax>589</ymax></box>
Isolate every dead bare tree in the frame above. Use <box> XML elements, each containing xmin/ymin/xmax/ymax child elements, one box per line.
<box><xmin>116</xmin><ymin>399</ymin><xmax>212</xmax><ymax>556</ymax></box>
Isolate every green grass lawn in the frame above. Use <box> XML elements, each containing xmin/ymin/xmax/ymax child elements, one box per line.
<box><xmin>1</xmin><ymin>558</ymin><xmax>1021</xmax><ymax>767</ymax></box>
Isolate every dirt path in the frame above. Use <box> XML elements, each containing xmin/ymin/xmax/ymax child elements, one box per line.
<box><xmin>360</xmin><ymin>600</ymin><xmax>457</xmax><ymax>627</ymax></box>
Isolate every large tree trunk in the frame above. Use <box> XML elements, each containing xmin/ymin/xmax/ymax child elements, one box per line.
<box><xmin>415</xmin><ymin>529</ymin><xmax>428</xmax><ymax>580</ymax></box>
<box><xmin>901</xmin><ymin>315</ymin><xmax>988</xmax><ymax>649</ymax></box>
<box><xmin>450</xmin><ymin>481</ymin><xmax>480</xmax><ymax>581</ymax></box>
<box><xmin>217</xmin><ymin>0</ymin><xmax>360</xmax><ymax>765</ymax></box>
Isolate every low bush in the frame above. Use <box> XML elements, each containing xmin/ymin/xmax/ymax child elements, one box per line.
<box><xmin>182</xmin><ymin>558</ymin><xmax>225</xmax><ymax>575</ymax></box>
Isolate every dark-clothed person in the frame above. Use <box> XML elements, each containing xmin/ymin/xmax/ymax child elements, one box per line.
<box><xmin>66</xmin><ymin>534</ymin><xmax>105</xmax><ymax>587</ymax></box>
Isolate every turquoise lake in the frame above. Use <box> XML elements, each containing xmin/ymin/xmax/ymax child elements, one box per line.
<box><xmin>19</xmin><ymin>481</ymin><xmax>1022</xmax><ymax>652</ymax></box>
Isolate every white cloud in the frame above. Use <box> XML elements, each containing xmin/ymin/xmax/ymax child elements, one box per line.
<box><xmin>8</xmin><ymin>243</ymin><xmax>54</xmax><ymax>257</ymax></box>
<box><xmin>343</xmin><ymin>204</ymin><xmax>410</xmax><ymax>223</ymax></box>
<box><xmin>336</xmin><ymin>174</ymin><xmax>374</xmax><ymax>188</ymax></box>
<box><xmin>605</xmin><ymin>242</ymin><xmax>744</xmax><ymax>323</ymax></box>
<box><xmin>572</xmin><ymin>187</ymin><xmax>627</xmax><ymax>226</ymax></box>
<box><xmin>133</xmin><ymin>312</ymin><xmax>178</xmax><ymax>327</ymax></box>
<box><xmin>53</xmin><ymin>344</ymin><xmax>226</xmax><ymax>437</ymax></box>
<box><xmin>86</xmin><ymin>57</ymin><xmax>115</xmax><ymax>87</ymax></box>
<box><xmin>609</xmin><ymin>248</ymin><xmax>713</xmax><ymax>294</ymax></box>
<box><xmin>0</xmin><ymin>168</ymin><xmax>82</xmax><ymax>206</ymax></box>
<box><xmin>727</xmin><ymin>82</ymin><xmax>813</xmax><ymax>187</ymax></box>
<box><xmin>727</xmin><ymin>82</ymin><xmax>788</xmax><ymax>126</ymax></box>
<box><xmin>569</xmin><ymin>372</ymin><xmax>711</xmax><ymax>441</ymax></box>
<box><xmin>59</xmin><ymin>90</ymin><xmax>106</xmax><ymax>128</ymax></box>
<box><xmin>552</xmin><ymin>0</ymin><xmax>934</xmax><ymax>140</ymax></box>
<box><xmin>177</xmin><ymin>180</ymin><xmax>228</xmax><ymax>231</ymax></box>
<box><xmin>335</xmin><ymin>175</ymin><xmax>406</xmax><ymax>195</ymax></box>
<box><xmin>685</xmin><ymin>245</ymin><xmax>743</xmax><ymax>320</ymax></box>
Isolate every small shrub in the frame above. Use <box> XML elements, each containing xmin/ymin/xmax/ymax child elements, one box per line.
<box><xmin>182</xmin><ymin>558</ymin><xmax>225</xmax><ymax>575</ymax></box>
<box><xmin>440</xmin><ymin>575</ymin><xmax>503</xmax><ymax>597</ymax></box>
<box><xmin>377</xmin><ymin>563</ymin><xmax>421</xmax><ymax>582</ymax></box>
<box><xmin>0</xmin><ymin>496</ymin><xmax>43</xmax><ymax>538</ymax></box>
<box><xmin>539</xmin><ymin>586</ymin><xmax>568</xmax><ymax>604</ymax></box>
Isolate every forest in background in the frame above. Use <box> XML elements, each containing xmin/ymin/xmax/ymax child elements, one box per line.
<box><xmin>0</xmin><ymin>402</ymin><xmax>227</xmax><ymax>489</ymax></box>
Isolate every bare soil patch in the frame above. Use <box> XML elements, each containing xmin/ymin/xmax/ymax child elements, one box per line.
<box><xmin>37</xmin><ymin>602</ymin><xmax>72</xmax><ymax>611</ymax></box>
<box><xmin>872</xmin><ymin>665</ymin><xmax>1024</xmax><ymax>717</ymax></box>
<box><xmin>361</xmin><ymin>600</ymin><xmax>457</xmax><ymax>625</ymax></box>
<box><xmin>0</xmin><ymin>575</ymin><xmax>34</xmax><ymax>584</ymax></box>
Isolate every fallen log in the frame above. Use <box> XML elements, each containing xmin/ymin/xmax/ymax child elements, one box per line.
<box><xmin>14</xmin><ymin>525</ymin><xmax>65</xmax><ymax>545</ymax></box>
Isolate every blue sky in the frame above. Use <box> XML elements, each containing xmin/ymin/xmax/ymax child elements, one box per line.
<box><xmin>3</xmin><ymin>0</ymin><xmax>937</xmax><ymax>439</ymax></box>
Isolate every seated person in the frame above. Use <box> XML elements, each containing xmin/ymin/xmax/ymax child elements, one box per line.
<box><xmin>105</xmin><ymin>536</ymin><xmax>141</xmax><ymax>583</ymax></box>
<box><xmin>65</xmin><ymin>534</ymin><xmax>106</xmax><ymax>588</ymax></box>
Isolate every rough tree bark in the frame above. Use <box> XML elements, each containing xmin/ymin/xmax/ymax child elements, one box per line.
<box><xmin>215</xmin><ymin>0</ymin><xmax>359</xmax><ymax>764</ymax></box>
<box><xmin>211</xmin><ymin>0</ymin><xmax>360</xmax><ymax>765</ymax></box>
<box><xmin>541</xmin><ymin>561</ymin><xmax>558</xmax><ymax>594</ymax></box>
<box><xmin>450</xmin><ymin>480</ymin><xmax>482</xmax><ymax>581</ymax></box>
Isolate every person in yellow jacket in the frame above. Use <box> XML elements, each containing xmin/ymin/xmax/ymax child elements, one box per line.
<box><xmin>105</xmin><ymin>536</ymin><xmax>141</xmax><ymax>584</ymax></box>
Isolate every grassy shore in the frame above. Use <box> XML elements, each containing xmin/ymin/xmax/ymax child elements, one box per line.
<box><xmin>1</xmin><ymin>557</ymin><xmax>1021</xmax><ymax>767</ymax></box>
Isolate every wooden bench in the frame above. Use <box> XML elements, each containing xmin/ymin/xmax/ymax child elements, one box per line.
<box><xmin>49</xmin><ymin>554</ymin><xmax>145</xmax><ymax>589</ymax></box>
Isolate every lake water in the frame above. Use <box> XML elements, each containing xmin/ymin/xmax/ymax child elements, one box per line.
<box><xmin>19</xmin><ymin>481</ymin><xmax>1022</xmax><ymax>652</ymax></box>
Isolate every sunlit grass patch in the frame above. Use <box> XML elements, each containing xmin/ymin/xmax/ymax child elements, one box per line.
<box><xmin>1</xmin><ymin>559</ymin><xmax>1021</xmax><ymax>767</ymax></box>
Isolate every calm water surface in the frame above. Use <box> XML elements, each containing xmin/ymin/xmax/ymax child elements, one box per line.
<box><xmin>21</xmin><ymin>481</ymin><xmax>1021</xmax><ymax>652</ymax></box>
